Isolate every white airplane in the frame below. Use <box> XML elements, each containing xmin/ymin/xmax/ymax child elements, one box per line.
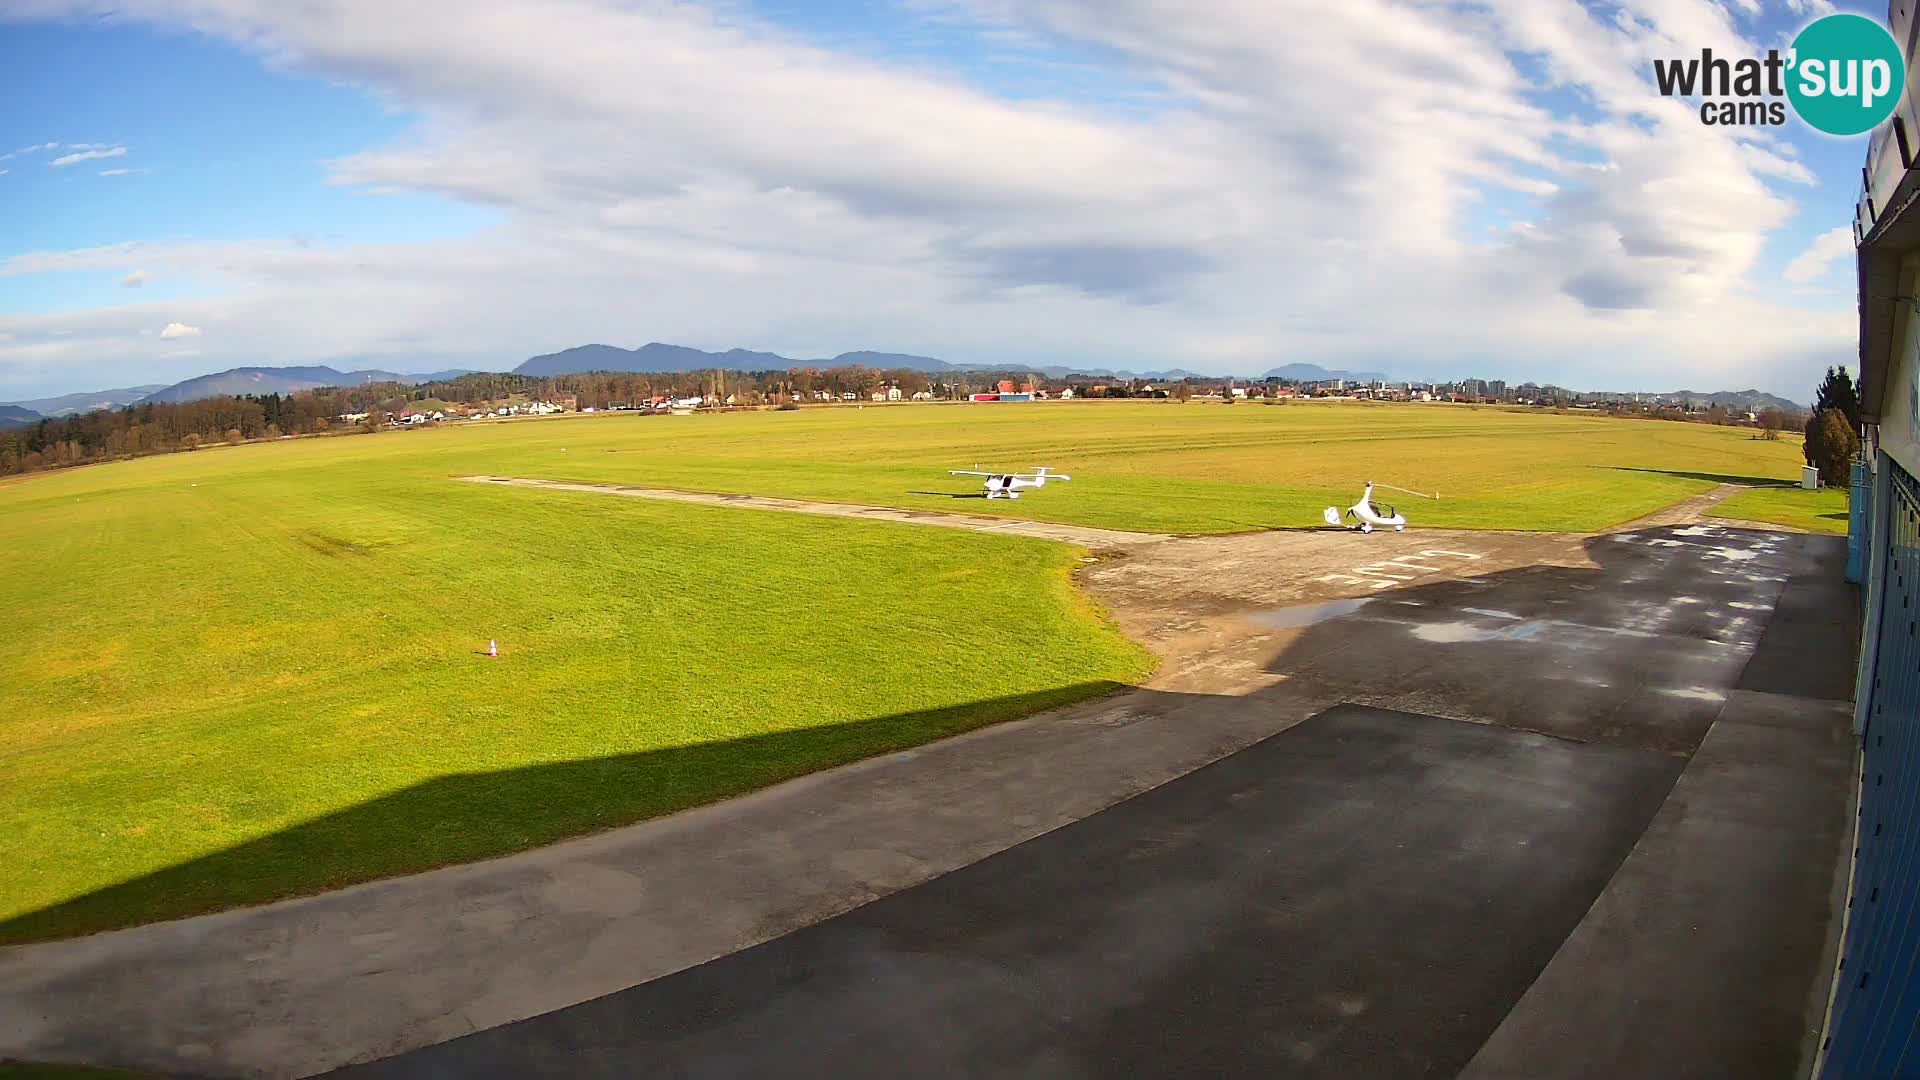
<box><xmin>950</xmin><ymin>466</ymin><xmax>1071</xmax><ymax>499</ymax></box>
<box><xmin>1323</xmin><ymin>481</ymin><xmax>1435</xmax><ymax>532</ymax></box>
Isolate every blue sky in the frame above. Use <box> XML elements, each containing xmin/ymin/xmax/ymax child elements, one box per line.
<box><xmin>0</xmin><ymin>1</ymin><xmax>1882</xmax><ymax>401</ymax></box>
<box><xmin>0</xmin><ymin>21</ymin><xmax>495</xmax><ymax>316</ymax></box>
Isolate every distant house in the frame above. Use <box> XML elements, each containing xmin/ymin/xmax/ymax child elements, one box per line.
<box><xmin>1059</xmin><ymin>387</ymin><xmax>1075</xmax><ymax>399</ymax></box>
<box><xmin>887</xmin><ymin>386</ymin><xmax>902</xmax><ymax>401</ymax></box>
<box><xmin>910</xmin><ymin>390</ymin><xmax>933</xmax><ymax>401</ymax></box>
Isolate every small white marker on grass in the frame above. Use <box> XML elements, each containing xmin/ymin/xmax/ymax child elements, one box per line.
<box><xmin>488</xmin><ymin>639</ymin><xmax>498</xmax><ymax>659</ymax></box>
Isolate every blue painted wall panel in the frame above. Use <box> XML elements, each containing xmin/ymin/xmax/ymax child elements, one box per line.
<box><xmin>1826</xmin><ymin>461</ymin><xmax>1920</xmax><ymax>1078</ymax></box>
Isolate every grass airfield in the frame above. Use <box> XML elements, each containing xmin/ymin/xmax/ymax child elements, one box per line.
<box><xmin>404</xmin><ymin>398</ymin><xmax>1818</xmax><ymax>534</ymax></box>
<box><xmin>0</xmin><ymin>400</ymin><xmax>1831</xmax><ymax>943</ymax></box>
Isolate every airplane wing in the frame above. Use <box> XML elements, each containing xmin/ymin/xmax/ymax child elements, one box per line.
<box><xmin>949</xmin><ymin>470</ymin><xmax>998</xmax><ymax>477</ymax></box>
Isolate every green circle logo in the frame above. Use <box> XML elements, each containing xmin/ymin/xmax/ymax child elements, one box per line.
<box><xmin>1788</xmin><ymin>13</ymin><xmax>1905</xmax><ymax>136</ymax></box>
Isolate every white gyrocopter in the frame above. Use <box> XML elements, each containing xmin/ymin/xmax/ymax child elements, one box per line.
<box><xmin>1322</xmin><ymin>481</ymin><xmax>1437</xmax><ymax>533</ymax></box>
<box><xmin>949</xmin><ymin>465</ymin><xmax>1071</xmax><ymax>500</ymax></box>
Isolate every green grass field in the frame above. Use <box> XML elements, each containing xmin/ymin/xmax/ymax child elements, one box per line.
<box><xmin>0</xmin><ymin>400</ymin><xmax>1814</xmax><ymax>943</ymax></box>
<box><xmin>0</xmin><ymin>434</ymin><xmax>1153</xmax><ymax>943</ymax></box>
<box><xmin>1713</xmin><ymin>483</ymin><xmax>1851</xmax><ymax>534</ymax></box>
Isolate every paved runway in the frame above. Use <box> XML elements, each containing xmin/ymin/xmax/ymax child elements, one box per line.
<box><xmin>330</xmin><ymin>705</ymin><xmax>1680</xmax><ymax>1080</ymax></box>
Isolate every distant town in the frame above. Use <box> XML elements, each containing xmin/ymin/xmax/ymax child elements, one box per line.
<box><xmin>354</xmin><ymin>369</ymin><xmax>1803</xmax><ymax>426</ymax></box>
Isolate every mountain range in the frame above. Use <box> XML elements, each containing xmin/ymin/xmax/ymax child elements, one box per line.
<box><xmin>1660</xmin><ymin>389</ymin><xmax>1804</xmax><ymax>412</ymax></box>
<box><xmin>139</xmin><ymin>366</ymin><xmax>477</xmax><ymax>405</ymax></box>
<box><xmin>515</xmin><ymin>343</ymin><xmax>957</xmax><ymax>377</ymax></box>
<box><xmin>3</xmin><ymin>346</ymin><xmax>1808</xmax><ymax>415</ymax></box>
<box><xmin>514</xmin><ymin>343</ymin><xmax>1243</xmax><ymax>382</ymax></box>
<box><xmin>4</xmin><ymin>385</ymin><xmax>168</xmax><ymax>417</ymax></box>
<box><xmin>1262</xmin><ymin>363</ymin><xmax>1389</xmax><ymax>383</ymax></box>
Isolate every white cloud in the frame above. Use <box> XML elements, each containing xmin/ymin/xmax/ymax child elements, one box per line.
<box><xmin>0</xmin><ymin>0</ymin><xmax>1862</xmax><ymax>399</ymax></box>
<box><xmin>158</xmin><ymin>321</ymin><xmax>202</xmax><ymax>339</ymax></box>
<box><xmin>97</xmin><ymin>168</ymin><xmax>149</xmax><ymax>176</ymax></box>
<box><xmin>122</xmin><ymin>270</ymin><xmax>150</xmax><ymax>287</ymax></box>
<box><xmin>49</xmin><ymin>146</ymin><xmax>126</xmax><ymax>167</ymax></box>
<box><xmin>1783</xmin><ymin>227</ymin><xmax>1855</xmax><ymax>284</ymax></box>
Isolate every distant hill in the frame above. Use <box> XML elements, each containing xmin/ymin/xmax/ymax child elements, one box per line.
<box><xmin>1262</xmin><ymin>363</ymin><xmax>1389</xmax><ymax>383</ymax></box>
<box><xmin>4</xmin><ymin>385</ymin><xmax>167</xmax><ymax>417</ymax></box>
<box><xmin>1663</xmin><ymin>389</ymin><xmax>1805</xmax><ymax>412</ymax></box>
<box><xmin>512</xmin><ymin>344</ymin><xmax>1249</xmax><ymax>381</ymax></box>
<box><xmin>829</xmin><ymin>350</ymin><xmax>957</xmax><ymax>372</ymax></box>
<box><xmin>515</xmin><ymin>343</ymin><xmax>961</xmax><ymax>376</ymax></box>
<box><xmin>143</xmin><ymin>366</ymin><xmax>477</xmax><ymax>405</ymax></box>
<box><xmin>510</xmin><ymin>344</ymin><xmax>1273</xmax><ymax>380</ymax></box>
<box><xmin>0</xmin><ymin>405</ymin><xmax>41</xmax><ymax>430</ymax></box>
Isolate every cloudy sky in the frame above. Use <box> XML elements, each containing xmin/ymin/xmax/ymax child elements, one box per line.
<box><xmin>0</xmin><ymin>0</ymin><xmax>1873</xmax><ymax>400</ymax></box>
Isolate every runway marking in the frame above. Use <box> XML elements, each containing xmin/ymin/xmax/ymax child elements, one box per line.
<box><xmin>1315</xmin><ymin>549</ymin><xmax>1484</xmax><ymax>590</ymax></box>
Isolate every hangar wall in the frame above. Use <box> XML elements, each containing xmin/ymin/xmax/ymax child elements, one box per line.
<box><xmin>1825</xmin><ymin>7</ymin><xmax>1920</xmax><ymax>1065</ymax></box>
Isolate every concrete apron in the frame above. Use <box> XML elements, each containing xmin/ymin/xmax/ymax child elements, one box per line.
<box><xmin>0</xmin><ymin>487</ymin><xmax>1854</xmax><ymax>1078</ymax></box>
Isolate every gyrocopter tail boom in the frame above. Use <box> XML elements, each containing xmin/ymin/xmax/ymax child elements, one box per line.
<box><xmin>1323</xmin><ymin>480</ymin><xmax>1438</xmax><ymax>533</ymax></box>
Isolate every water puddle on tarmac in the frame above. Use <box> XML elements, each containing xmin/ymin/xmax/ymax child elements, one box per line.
<box><xmin>1252</xmin><ymin>597</ymin><xmax>1374</xmax><ymax>629</ymax></box>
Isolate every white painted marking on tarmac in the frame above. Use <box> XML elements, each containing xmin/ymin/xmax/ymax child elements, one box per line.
<box><xmin>1315</xmin><ymin>549</ymin><xmax>1486</xmax><ymax>592</ymax></box>
<box><xmin>1660</xmin><ymin>686</ymin><xmax>1726</xmax><ymax>702</ymax></box>
<box><xmin>1353</xmin><ymin>563</ymin><xmax>1422</xmax><ymax>581</ymax></box>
